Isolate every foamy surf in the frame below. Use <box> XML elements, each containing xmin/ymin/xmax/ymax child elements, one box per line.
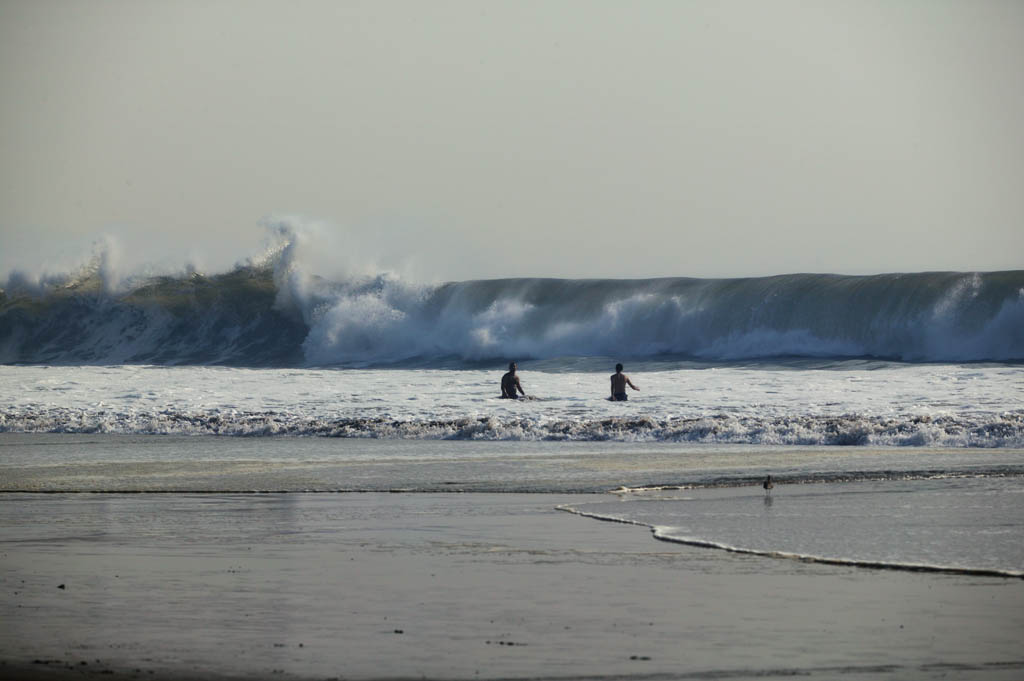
<box><xmin>2</xmin><ymin>364</ymin><xmax>1022</xmax><ymax>446</ymax></box>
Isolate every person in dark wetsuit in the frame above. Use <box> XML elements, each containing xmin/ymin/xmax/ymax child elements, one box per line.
<box><xmin>501</xmin><ymin>362</ymin><xmax>526</xmax><ymax>398</ymax></box>
<box><xmin>610</xmin><ymin>363</ymin><xmax>638</xmax><ymax>401</ymax></box>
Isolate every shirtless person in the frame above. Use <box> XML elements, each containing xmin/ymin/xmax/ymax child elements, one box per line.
<box><xmin>501</xmin><ymin>362</ymin><xmax>526</xmax><ymax>398</ymax></box>
<box><xmin>610</xmin><ymin>363</ymin><xmax>639</xmax><ymax>401</ymax></box>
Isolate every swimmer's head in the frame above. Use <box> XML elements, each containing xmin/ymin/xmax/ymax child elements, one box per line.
<box><xmin>616</xmin><ymin>363</ymin><xmax>623</xmax><ymax>372</ymax></box>
<box><xmin>509</xmin><ymin>362</ymin><xmax>517</xmax><ymax>371</ymax></box>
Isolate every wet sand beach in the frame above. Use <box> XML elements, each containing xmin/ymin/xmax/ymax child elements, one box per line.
<box><xmin>2</xmin><ymin>492</ymin><xmax>1023</xmax><ymax>681</ymax></box>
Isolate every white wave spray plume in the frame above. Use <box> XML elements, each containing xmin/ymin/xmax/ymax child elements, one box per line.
<box><xmin>2</xmin><ymin>217</ymin><xmax>1023</xmax><ymax>365</ymax></box>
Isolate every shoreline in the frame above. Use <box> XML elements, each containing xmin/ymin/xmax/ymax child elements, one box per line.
<box><xmin>3</xmin><ymin>492</ymin><xmax>1023</xmax><ymax>680</ymax></box>
<box><xmin>4</xmin><ymin>433</ymin><xmax>1024</xmax><ymax>497</ymax></box>
<box><xmin>558</xmin><ymin>505</ymin><xmax>1024</xmax><ymax>580</ymax></box>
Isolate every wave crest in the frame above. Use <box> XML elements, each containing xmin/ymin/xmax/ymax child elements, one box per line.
<box><xmin>2</xmin><ymin>407</ymin><xmax>1022</xmax><ymax>447</ymax></box>
<box><xmin>3</xmin><ymin>229</ymin><xmax>1023</xmax><ymax>365</ymax></box>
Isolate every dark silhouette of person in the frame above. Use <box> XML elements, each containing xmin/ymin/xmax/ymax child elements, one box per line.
<box><xmin>501</xmin><ymin>362</ymin><xmax>526</xmax><ymax>398</ymax></box>
<box><xmin>610</xmin><ymin>363</ymin><xmax>639</xmax><ymax>401</ymax></box>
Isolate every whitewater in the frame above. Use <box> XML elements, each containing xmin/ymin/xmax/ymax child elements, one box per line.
<box><xmin>2</xmin><ymin>230</ymin><xmax>1023</xmax><ymax>367</ymax></box>
<box><xmin>1</xmin><ymin>362</ymin><xmax>1022</xmax><ymax>446</ymax></box>
<box><xmin>2</xmin><ymin>232</ymin><xmax>1022</xmax><ymax>446</ymax></box>
<box><xmin>3</xmin><ymin>232</ymin><xmax>1023</xmax><ymax>579</ymax></box>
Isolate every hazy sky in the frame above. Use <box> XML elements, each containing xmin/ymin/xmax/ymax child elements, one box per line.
<box><xmin>2</xmin><ymin>0</ymin><xmax>1022</xmax><ymax>282</ymax></box>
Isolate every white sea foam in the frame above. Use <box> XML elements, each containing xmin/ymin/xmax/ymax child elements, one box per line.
<box><xmin>1</xmin><ymin>363</ymin><xmax>1021</xmax><ymax>445</ymax></box>
<box><xmin>3</xmin><ymin>223</ymin><xmax>1023</xmax><ymax>365</ymax></box>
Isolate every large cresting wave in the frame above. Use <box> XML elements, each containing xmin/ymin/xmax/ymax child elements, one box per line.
<box><xmin>2</xmin><ymin>230</ymin><xmax>1023</xmax><ymax>366</ymax></box>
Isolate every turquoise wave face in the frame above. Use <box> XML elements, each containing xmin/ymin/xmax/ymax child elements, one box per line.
<box><xmin>3</xmin><ymin>258</ymin><xmax>1023</xmax><ymax>366</ymax></box>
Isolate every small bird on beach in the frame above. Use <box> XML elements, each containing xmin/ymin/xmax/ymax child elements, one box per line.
<box><xmin>762</xmin><ymin>475</ymin><xmax>774</xmax><ymax>496</ymax></box>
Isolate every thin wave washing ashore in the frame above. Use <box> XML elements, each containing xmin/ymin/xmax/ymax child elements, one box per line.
<box><xmin>3</xmin><ymin>233</ymin><xmax>1023</xmax><ymax>365</ymax></box>
<box><xmin>560</xmin><ymin>504</ymin><xmax>1024</xmax><ymax>579</ymax></box>
<box><xmin>562</xmin><ymin>474</ymin><xmax>1024</xmax><ymax>578</ymax></box>
<box><xmin>2</xmin><ymin>408</ymin><xmax>1022</xmax><ymax>446</ymax></box>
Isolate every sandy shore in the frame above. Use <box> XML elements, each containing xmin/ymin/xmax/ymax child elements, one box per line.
<box><xmin>2</xmin><ymin>492</ymin><xmax>1023</xmax><ymax>680</ymax></box>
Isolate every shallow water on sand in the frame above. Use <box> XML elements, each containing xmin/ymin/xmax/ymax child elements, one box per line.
<box><xmin>3</xmin><ymin>433</ymin><xmax>1023</xmax><ymax>578</ymax></box>
<box><xmin>565</xmin><ymin>477</ymin><xmax>1024</xmax><ymax>577</ymax></box>
<box><xmin>3</xmin><ymin>491</ymin><xmax>1024</xmax><ymax>681</ymax></box>
<box><xmin>2</xmin><ymin>433</ymin><xmax>1023</xmax><ymax>493</ymax></box>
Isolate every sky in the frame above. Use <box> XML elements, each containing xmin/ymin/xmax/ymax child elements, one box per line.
<box><xmin>1</xmin><ymin>0</ymin><xmax>1022</xmax><ymax>283</ymax></box>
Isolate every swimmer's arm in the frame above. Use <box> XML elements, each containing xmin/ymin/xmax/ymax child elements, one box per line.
<box><xmin>626</xmin><ymin>376</ymin><xmax>639</xmax><ymax>391</ymax></box>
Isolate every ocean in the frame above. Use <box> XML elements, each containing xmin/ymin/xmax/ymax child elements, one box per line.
<box><xmin>2</xmin><ymin>241</ymin><xmax>1023</xmax><ymax>579</ymax></box>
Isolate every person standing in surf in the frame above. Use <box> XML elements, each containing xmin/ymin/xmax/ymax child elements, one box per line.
<box><xmin>610</xmin><ymin>363</ymin><xmax>639</xmax><ymax>401</ymax></box>
<box><xmin>501</xmin><ymin>362</ymin><xmax>526</xmax><ymax>399</ymax></box>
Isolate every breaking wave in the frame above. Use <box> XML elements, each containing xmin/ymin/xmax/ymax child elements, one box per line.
<box><xmin>3</xmin><ymin>228</ymin><xmax>1023</xmax><ymax>366</ymax></box>
<box><xmin>2</xmin><ymin>408</ymin><xmax>1022</xmax><ymax>447</ymax></box>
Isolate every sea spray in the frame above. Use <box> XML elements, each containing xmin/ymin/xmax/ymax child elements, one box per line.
<box><xmin>3</xmin><ymin>230</ymin><xmax>1023</xmax><ymax>366</ymax></box>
